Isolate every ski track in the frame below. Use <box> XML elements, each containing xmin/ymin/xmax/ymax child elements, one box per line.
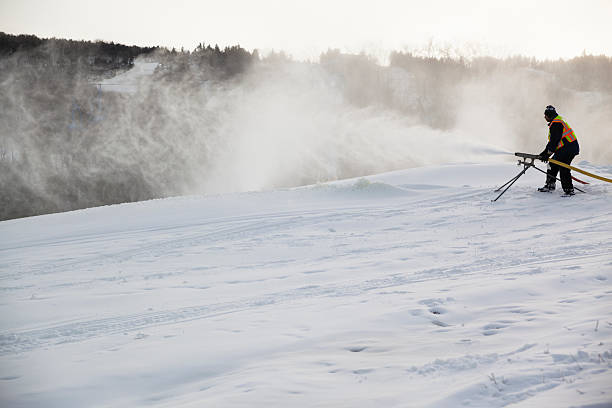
<box><xmin>1</xmin><ymin>207</ymin><xmax>421</xmax><ymax>283</ymax></box>
<box><xmin>2</xmin><ymin>248</ymin><xmax>609</xmax><ymax>356</ymax></box>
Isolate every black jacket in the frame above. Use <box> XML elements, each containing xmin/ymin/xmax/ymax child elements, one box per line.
<box><xmin>544</xmin><ymin>120</ymin><xmax>579</xmax><ymax>156</ymax></box>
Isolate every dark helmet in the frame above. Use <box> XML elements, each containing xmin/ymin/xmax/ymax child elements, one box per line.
<box><xmin>544</xmin><ymin>105</ymin><xmax>557</xmax><ymax>117</ymax></box>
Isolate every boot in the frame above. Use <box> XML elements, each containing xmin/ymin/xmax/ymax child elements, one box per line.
<box><xmin>537</xmin><ymin>184</ymin><xmax>555</xmax><ymax>192</ymax></box>
<box><xmin>562</xmin><ymin>188</ymin><xmax>575</xmax><ymax>197</ymax></box>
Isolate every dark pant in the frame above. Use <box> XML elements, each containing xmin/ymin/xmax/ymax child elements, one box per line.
<box><xmin>547</xmin><ymin>149</ymin><xmax>576</xmax><ymax>191</ymax></box>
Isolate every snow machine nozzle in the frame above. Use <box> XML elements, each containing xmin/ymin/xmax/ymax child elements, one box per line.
<box><xmin>514</xmin><ymin>152</ymin><xmax>541</xmax><ymax>160</ymax></box>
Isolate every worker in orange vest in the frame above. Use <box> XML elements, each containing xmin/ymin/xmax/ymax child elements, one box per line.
<box><xmin>538</xmin><ymin>105</ymin><xmax>580</xmax><ymax>196</ymax></box>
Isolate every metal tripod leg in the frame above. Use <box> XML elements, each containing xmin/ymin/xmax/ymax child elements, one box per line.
<box><xmin>494</xmin><ymin>171</ymin><xmax>522</xmax><ymax>193</ymax></box>
<box><xmin>492</xmin><ymin>166</ymin><xmax>530</xmax><ymax>202</ymax></box>
<box><xmin>531</xmin><ymin>164</ymin><xmax>585</xmax><ymax>193</ymax></box>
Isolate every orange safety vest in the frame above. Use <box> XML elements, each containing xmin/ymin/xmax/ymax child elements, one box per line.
<box><xmin>548</xmin><ymin>115</ymin><xmax>577</xmax><ymax>150</ymax></box>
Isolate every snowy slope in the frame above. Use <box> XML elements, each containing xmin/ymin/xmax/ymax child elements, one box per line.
<box><xmin>99</xmin><ymin>61</ymin><xmax>159</xmax><ymax>93</ymax></box>
<box><xmin>1</xmin><ymin>163</ymin><xmax>611</xmax><ymax>408</ymax></box>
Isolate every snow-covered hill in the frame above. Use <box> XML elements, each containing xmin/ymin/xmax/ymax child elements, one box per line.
<box><xmin>1</xmin><ymin>163</ymin><xmax>611</xmax><ymax>407</ymax></box>
<box><xmin>99</xmin><ymin>61</ymin><xmax>159</xmax><ymax>94</ymax></box>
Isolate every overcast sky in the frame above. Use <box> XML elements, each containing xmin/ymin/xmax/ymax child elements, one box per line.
<box><xmin>1</xmin><ymin>0</ymin><xmax>611</xmax><ymax>61</ymax></box>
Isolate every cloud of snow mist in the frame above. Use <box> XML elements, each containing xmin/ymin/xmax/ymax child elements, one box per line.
<box><xmin>129</xmin><ymin>60</ymin><xmax>521</xmax><ymax>195</ymax></box>
<box><xmin>190</xmin><ymin>62</ymin><xmax>473</xmax><ymax>193</ymax></box>
<box><xmin>153</xmin><ymin>58</ymin><xmax>611</xmax><ymax>195</ymax></box>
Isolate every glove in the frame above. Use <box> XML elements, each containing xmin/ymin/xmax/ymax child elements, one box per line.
<box><xmin>539</xmin><ymin>150</ymin><xmax>550</xmax><ymax>162</ymax></box>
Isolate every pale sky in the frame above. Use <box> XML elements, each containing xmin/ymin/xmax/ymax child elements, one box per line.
<box><xmin>1</xmin><ymin>0</ymin><xmax>611</xmax><ymax>61</ymax></box>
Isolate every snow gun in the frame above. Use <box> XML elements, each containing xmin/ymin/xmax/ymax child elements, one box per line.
<box><xmin>492</xmin><ymin>152</ymin><xmax>587</xmax><ymax>202</ymax></box>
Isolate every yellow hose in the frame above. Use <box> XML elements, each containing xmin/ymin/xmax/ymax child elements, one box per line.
<box><xmin>548</xmin><ymin>158</ymin><xmax>612</xmax><ymax>183</ymax></box>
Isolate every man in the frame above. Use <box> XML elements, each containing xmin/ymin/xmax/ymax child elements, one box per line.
<box><xmin>538</xmin><ymin>105</ymin><xmax>580</xmax><ymax>196</ymax></box>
